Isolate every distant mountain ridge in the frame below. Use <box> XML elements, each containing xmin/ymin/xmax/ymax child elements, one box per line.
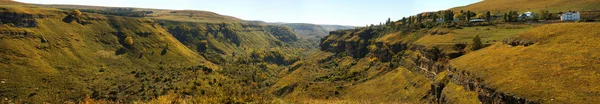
<box><xmin>270</xmin><ymin>22</ymin><xmax>355</xmax><ymax>39</ymax></box>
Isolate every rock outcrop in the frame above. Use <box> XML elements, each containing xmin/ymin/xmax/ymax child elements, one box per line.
<box><xmin>0</xmin><ymin>12</ymin><xmax>39</xmax><ymax>28</ymax></box>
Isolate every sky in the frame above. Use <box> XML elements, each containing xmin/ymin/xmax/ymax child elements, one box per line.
<box><xmin>16</xmin><ymin>0</ymin><xmax>481</xmax><ymax>26</ymax></box>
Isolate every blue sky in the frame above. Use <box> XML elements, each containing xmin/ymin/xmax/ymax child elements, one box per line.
<box><xmin>16</xmin><ymin>0</ymin><xmax>481</xmax><ymax>26</ymax></box>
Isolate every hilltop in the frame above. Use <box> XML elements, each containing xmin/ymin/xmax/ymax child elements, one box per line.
<box><xmin>269</xmin><ymin>23</ymin><xmax>355</xmax><ymax>39</ymax></box>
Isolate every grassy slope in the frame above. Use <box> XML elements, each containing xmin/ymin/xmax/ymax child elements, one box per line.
<box><xmin>0</xmin><ymin>2</ymin><xmax>221</xmax><ymax>103</ymax></box>
<box><xmin>319</xmin><ymin>25</ymin><xmax>355</xmax><ymax>32</ymax></box>
<box><xmin>451</xmin><ymin>23</ymin><xmax>600</xmax><ymax>103</ymax></box>
<box><xmin>343</xmin><ymin>67</ymin><xmax>431</xmax><ymax>103</ymax></box>
<box><xmin>270</xmin><ymin>50</ymin><xmax>432</xmax><ymax>103</ymax></box>
<box><xmin>452</xmin><ymin>0</ymin><xmax>600</xmax><ymax>13</ymax></box>
<box><xmin>271</xmin><ymin>23</ymin><xmax>355</xmax><ymax>39</ymax></box>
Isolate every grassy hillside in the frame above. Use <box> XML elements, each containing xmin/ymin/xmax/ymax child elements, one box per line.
<box><xmin>271</xmin><ymin>23</ymin><xmax>355</xmax><ymax>39</ymax></box>
<box><xmin>268</xmin><ymin>51</ymin><xmax>433</xmax><ymax>103</ymax></box>
<box><xmin>159</xmin><ymin>20</ymin><xmax>303</xmax><ymax>64</ymax></box>
<box><xmin>0</xmin><ymin>4</ymin><xmax>214</xmax><ymax>103</ymax></box>
<box><xmin>451</xmin><ymin>23</ymin><xmax>600</xmax><ymax>103</ymax></box>
<box><xmin>452</xmin><ymin>0</ymin><xmax>600</xmax><ymax>13</ymax></box>
<box><xmin>0</xmin><ymin>1</ymin><xmax>292</xmax><ymax>103</ymax></box>
<box><xmin>320</xmin><ymin>25</ymin><xmax>356</xmax><ymax>32</ymax></box>
<box><xmin>0</xmin><ymin>1</ymin><xmax>320</xmax><ymax>103</ymax></box>
<box><xmin>41</xmin><ymin>3</ymin><xmax>317</xmax><ymax>64</ymax></box>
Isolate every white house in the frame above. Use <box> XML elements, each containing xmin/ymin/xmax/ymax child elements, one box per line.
<box><xmin>560</xmin><ymin>11</ymin><xmax>580</xmax><ymax>21</ymax></box>
<box><xmin>519</xmin><ymin>12</ymin><xmax>536</xmax><ymax>19</ymax></box>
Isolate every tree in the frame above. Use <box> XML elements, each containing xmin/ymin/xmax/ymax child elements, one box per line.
<box><xmin>445</xmin><ymin>10</ymin><xmax>455</xmax><ymax>22</ymax></box>
<box><xmin>416</xmin><ymin>14</ymin><xmax>423</xmax><ymax>23</ymax></box>
<box><xmin>386</xmin><ymin>18</ymin><xmax>391</xmax><ymax>25</ymax></box>
<box><xmin>510</xmin><ymin>11</ymin><xmax>519</xmax><ymax>22</ymax></box>
<box><xmin>432</xmin><ymin>13</ymin><xmax>439</xmax><ymax>22</ymax></box>
<box><xmin>503</xmin><ymin>13</ymin><xmax>509</xmax><ymax>22</ymax></box>
<box><xmin>505</xmin><ymin>11</ymin><xmax>518</xmax><ymax>22</ymax></box>
<box><xmin>471</xmin><ymin>35</ymin><xmax>483</xmax><ymax>51</ymax></box>
<box><xmin>539</xmin><ymin>10</ymin><xmax>550</xmax><ymax>20</ymax></box>
<box><xmin>71</xmin><ymin>9</ymin><xmax>82</xmax><ymax>17</ymax></box>
<box><xmin>465</xmin><ymin>11</ymin><xmax>473</xmax><ymax>21</ymax></box>
<box><xmin>507</xmin><ymin>12</ymin><xmax>514</xmax><ymax>22</ymax></box>
<box><xmin>485</xmin><ymin>11</ymin><xmax>492</xmax><ymax>21</ymax></box>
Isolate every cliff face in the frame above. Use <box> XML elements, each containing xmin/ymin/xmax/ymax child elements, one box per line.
<box><xmin>157</xmin><ymin>20</ymin><xmax>301</xmax><ymax>63</ymax></box>
<box><xmin>0</xmin><ymin>12</ymin><xmax>38</xmax><ymax>28</ymax></box>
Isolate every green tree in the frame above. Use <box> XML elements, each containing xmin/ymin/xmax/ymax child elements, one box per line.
<box><xmin>485</xmin><ymin>11</ymin><xmax>492</xmax><ymax>21</ymax></box>
<box><xmin>503</xmin><ymin>13</ymin><xmax>509</xmax><ymax>22</ymax></box>
<box><xmin>471</xmin><ymin>35</ymin><xmax>483</xmax><ymax>51</ymax></box>
<box><xmin>432</xmin><ymin>13</ymin><xmax>439</xmax><ymax>22</ymax></box>
<box><xmin>510</xmin><ymin>11</ymin><xmax>519</xmax><ymax>22</ymax></box>
<box><xmin>465</xmin><ymin>11</ymin><xmax>475</xmax><ymax>21</ymax></box>
<box><xmin>539</xmin><ymin>10</ymin><xmax>550</xmax><ymax>20</ymax></box>
<box><xmin>445</xmin><ymin>10</ymin><xmax>455</xmax><ymax>22</ymax></box>
<box><xmin>416</xmin><ymin>14</ymin><xmax>423</xmax><ymax>23</ymax></box>
<box><xmin>386</xmin><ymin>18</ymin><xmax>391</xmax><ymax>25</ymax></box>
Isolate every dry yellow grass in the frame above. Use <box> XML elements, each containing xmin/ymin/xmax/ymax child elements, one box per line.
<box><xmin>451</xmin><ymin>23</ymin><xmax>600</xmax><ymax>103</ymax></box>
<box><xmin>344</xmin><ymin>67</ymin><xmax>432</xmax><ymax>103</ymax></box>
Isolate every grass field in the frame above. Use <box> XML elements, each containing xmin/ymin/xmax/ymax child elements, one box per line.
<box><xmin>415</xmin><ymin>24</ymin><xmax>535</xmax><ymax>48</ymax></box>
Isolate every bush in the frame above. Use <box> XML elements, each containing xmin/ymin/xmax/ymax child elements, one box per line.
<box><xmin>197</xmin><ymin>40</ymin><xmax>209</xmax><ymax>52</ymax></box>
<box><xmin>470</xmin><ymin>35</ymin><xmax>483</xmax><ymax>51</ymax></box>
<box><xmin>124</xmin><ymin>36</ymin><xmax>134</xmax><ymax>47</ymax></box>
<box><xmin>71</xmin><ymin>9</ymin><xmax>82</xmax><ymax>17</ymax></box>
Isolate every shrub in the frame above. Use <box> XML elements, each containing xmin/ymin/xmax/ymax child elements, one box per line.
<box><xmin>124</xmin><ymin>36</ymin><xmax>134</xmax><ymax>47</ymax></box>
<box><xmin>71</xmin><ymin>9</ymin><xmax>82</xmax><ymax>17</ymax></box>
<box><xmin>470</xmin><ymin>35</ymin><xmax>483</xmax><ymax>51</ymax></box>
<box><xmin>197</xmin><ymin>40</ymin><xmax>208</xmax><ymax>52</ymax></box>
